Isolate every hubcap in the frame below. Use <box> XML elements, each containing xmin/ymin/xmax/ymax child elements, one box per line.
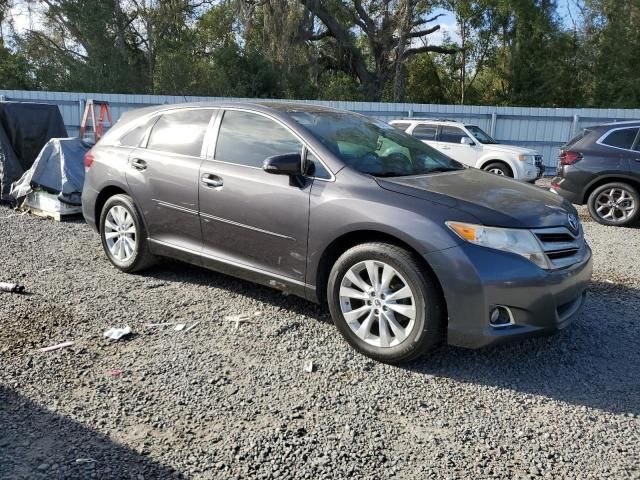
<box><xmin>339</xmin><ymin>260</ymin><xmax>417</xmax><ymax>348</ymax></box>
<box><xmin>595</xmin><ymin>188</ymin><xmax>636</xmax><ymax>223</ymax></box>
<box><xmin>104</xmin><ymin>205</ymin><xmax>137</xmax><ymax>262</ymax></box>
<box><xmin>488</xmin><ymin>167</ymin><xmax>505</xmax><ymax>176</ymax></box>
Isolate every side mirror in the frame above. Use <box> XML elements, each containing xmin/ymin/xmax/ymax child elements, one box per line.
<box><xmin>263</xmin><ymin>153</ymin><xmax>306</xmax><ymax>187</ymax></box>
<box><xmin>460</xmin><ymin>137</ymin><xmax>474</xmax><ymax>146</ymax></box>
<box><xmin>263</xmin><ymin>153</ymin><xmax>302</xmax><ymax>176</ymax></box>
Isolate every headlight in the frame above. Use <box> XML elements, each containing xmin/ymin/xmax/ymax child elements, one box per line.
<box><xmin>517</xmin><ymin>154</ymin><xmax>536</xmax><ymax>164</ymax></box>
<box><xmin>446</xmin><ymin>221</ymin><xmax>550</xmax><ymax>269</ymax></box>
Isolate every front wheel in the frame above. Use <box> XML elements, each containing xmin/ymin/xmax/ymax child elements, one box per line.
<box><xmin>482</xmin><ymin>161</ymin><xmax>513</xmax><ymax>178</ymax></box>
<box><xmin>587</xmin><ymin>182</ymin><xmax>640</xmax><ymax>226</ymax></box>
<box><xmin>327</xmin><ymin>242</ymin><xmax>445</xmax><ymax>364</ymax></box>
<box><xmin>99</xmin><ymin>194</ymin><xmax>155</xmax><ymax>272</ymax></box>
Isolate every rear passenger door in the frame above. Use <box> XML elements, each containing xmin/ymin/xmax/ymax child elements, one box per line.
<box><xmin>600</xmin><ymin>127</ymin><xmax>640</xmax><ymax>175</ymax></box>
<box><xmin>409</xmin><ymin>124</ymin><xmax>438</xmax><ymax>148</ymax></box>
<box><xmin>126</xmin><ymin>108</ymin><xmax>216</xmax><ymax>253</ymax></box>
<box><xmin>198</xmin><ymin>109</ymin><xmax>312</xmax><ymax>284</ymax></box>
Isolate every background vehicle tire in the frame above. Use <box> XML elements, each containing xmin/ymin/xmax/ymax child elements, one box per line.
<box><xmin>99</xmin><ymin>194</ymin><xmax>155</xmax><ymax>272</ymax></box>
<box><xmin>327</xmin><ymin>242</ymin><xmax>445</xmax><ymax>364</ymax></box>
<box><xmin>587</xmin><ymin>182</ymin><xmax>640</xmax><ymax>226</ymax></box>
<box><xmin>483</xmin><ymin>161</ymin><xmax>513</xmax><ymax>178</ymax></box>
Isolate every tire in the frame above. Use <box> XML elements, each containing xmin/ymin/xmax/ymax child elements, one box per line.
<box><xmin>99</xmin><ymin>194</ymin><xmax>155</xmax><ymax>272</ymax></box>
<box><xmin>327</xmin><ymin>242</ymin><xmax>445</xmax><ymax>364</ymax></box>
<box><xmin>483</xmin><ymin>161</ymin><xmax>513</xmax><ymax>178</ymax></box>
<box><xmin>587</xmin><ymin>182</ymin><xmax>640</xmax><ymax>227</ymax></box>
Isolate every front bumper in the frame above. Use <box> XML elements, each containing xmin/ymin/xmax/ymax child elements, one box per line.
<box><xmin>425</xmin><ymin>241</ymin><xmax>593</xmax><ymax>349</ymax></box>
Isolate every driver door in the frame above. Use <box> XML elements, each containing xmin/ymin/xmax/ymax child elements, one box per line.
<box><xmin>437</xmin><ymin>125</ymin><xmax>478</xmax><ymax>166</ymax></box>
<box><xmin>198</xmin><ymin>109</ymin><xmax>312</xmax><ymax>284</ymax></box>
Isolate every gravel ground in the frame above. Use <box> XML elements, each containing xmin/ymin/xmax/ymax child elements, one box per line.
<box><xmin>1</xmin><ymin>183</ymin><xmax>639</xmax><ymax>479</ymax></box>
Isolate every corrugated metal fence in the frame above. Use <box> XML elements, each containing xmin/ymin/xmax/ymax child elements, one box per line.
<box><xmin>2</xmin><ymin>89</ymin><xmax>640</xmax><ymax>169</ymax></box>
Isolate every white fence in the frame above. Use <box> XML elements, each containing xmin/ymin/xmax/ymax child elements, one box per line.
<box><xmin>2</xmin><ymin>89</ymin><xmax>640</xmax><ymax>169</ymax></box>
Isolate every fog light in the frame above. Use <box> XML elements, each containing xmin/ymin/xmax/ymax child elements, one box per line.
<box><xmin>489</xmin><ymin>306</ymin><xmax>514</xmax><ymax>328</ymax></box>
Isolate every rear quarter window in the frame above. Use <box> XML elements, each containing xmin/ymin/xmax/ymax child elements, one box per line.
<box><xmin>601</xmin><ymin>127</ymin><xmax>640</xmax><ymax>151</ymax></box>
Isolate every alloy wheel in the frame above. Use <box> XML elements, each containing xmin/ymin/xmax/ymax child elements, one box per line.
<box><xmin>488</xmin><ymin>167</ymin><xmax>506</xmax><ymax>176</ymax></box>
<box><xmin>594</xmin><ymin>188</ymin><xmax>636</xmax><ymax>223</ymax></box>
<box><xmin>104</xmin><ymin>205</ymin><xmax>137</xmax><ymax>262</ymax></box>
<box><xmin>339</xmin><ymin>260</ymin><xmax>417</xmax><ymax>348</ymax></box>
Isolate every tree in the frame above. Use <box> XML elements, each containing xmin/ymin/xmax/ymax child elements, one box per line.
<box><xmin>295</xmin><ymin>0</ymin><xmax>458</xmax><ymax>101</ymax></box>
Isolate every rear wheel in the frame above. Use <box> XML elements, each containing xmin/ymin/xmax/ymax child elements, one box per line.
<box><xmin>483</xmin><ymin>161</ymin><xmax>513</xmax><ymax>178</ymax></box>
<box><xmin>100</xmin><ymin>194</ymin><xmax>155</xmax><ymax>272</ymax></box>
<box><xmin>327</xmin><ymin>242</ymin><xmax>445</xmax><ymax>364</ymax></box>
<box><xmin>587</xmin><ymin>182</ymin><xmax>639</xmax><ymax>226</ymax></box>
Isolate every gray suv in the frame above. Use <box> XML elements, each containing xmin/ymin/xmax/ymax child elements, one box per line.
<box><xmin>82</xmin><ymin>103</ymin><xmax>592</xmax><ymax>363</ymax></box>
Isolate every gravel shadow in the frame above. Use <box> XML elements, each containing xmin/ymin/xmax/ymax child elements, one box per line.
<box><xmin>0</xmin><ymin>386</ymin><xmax>184</xmax><ymax>479</ymax></box>
<box><xmin>403</xmin><ymin>280</ymin><xmax>640</xmax><ymax>416</ymax></box>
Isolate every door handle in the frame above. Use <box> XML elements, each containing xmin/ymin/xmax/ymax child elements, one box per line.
<box><xmin>201</xmin><ymin>174</ymin><xmax>223</xmax><ymax>188</ymax></box>
<box><xmin>131</xmin><ymin>158</ymin><xmax>147</xmax><ymax>171</ymax></box>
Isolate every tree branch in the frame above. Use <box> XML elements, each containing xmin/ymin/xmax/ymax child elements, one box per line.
<box><xmin>402</xmin><ymin>44</ymin><xmax>460</xmax><ymax>58</ymax></box>
<box><xmin>407</xmin><ymin>25</ymin><xmax>440</xmax><ymax>38</ymax></box>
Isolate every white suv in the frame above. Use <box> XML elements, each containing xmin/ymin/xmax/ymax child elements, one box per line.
<box><xmin>389</xmin><ymin>119</ymin><xmax>543</xmax><ymax>182</ymax></box>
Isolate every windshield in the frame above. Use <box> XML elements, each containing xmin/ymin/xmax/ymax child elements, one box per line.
<box><xmin>287</xmin><ymin>111</ymin><xmax>464</xmax><ymax>177</ymax></box>
<box><xmin>465</xmin><ymin>125</ymin><xmax>498</xmax><ymax>144</ymax></box>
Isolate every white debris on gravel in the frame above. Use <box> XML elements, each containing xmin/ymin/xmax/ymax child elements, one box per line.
<box><xmin>0</xmin><ymin>196</ymin><xmax>639</xmax><ymax>479</ymax></box>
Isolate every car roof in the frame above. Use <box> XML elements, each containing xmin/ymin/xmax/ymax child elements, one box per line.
<box><xmin>390</xmin><ymin>118</ymin><xmax>461</xmax><ymax>124</ymax></box>
<box><xmin>585</xmin><ymin>120</ymin><xmax>640</xmax><ymax>132</ymax></box>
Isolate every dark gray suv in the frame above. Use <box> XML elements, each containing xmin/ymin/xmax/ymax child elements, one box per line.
<box><xmin>82</xmin><ymin>102</ymin><xmax>592</xmax><ymax>363</ymax></box>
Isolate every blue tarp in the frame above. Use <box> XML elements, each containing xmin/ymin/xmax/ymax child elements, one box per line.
<box><xmin>10</xmin><ymin>137</ymin><xmax>90</xmax><ymax>205</ymax></box>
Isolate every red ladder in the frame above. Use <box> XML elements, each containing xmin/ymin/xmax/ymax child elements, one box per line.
<box><xmin>79</xmin><ymin>100</ymin><xmax>112</xmax><ymax>143</ymax></box>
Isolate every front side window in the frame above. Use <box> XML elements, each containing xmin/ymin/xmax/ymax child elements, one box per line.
<box><xmin>439</xmin><ymin>126</ymin><xmax>470</xmax><ymax>144</ymax></box>
<box><xmin>215</xmin><ymin>110</ymin><xmax>302</xmax><ymax>168</ymax></box>
<box><xmin>602</xmin><ymin>127</ymin><xmax>640</xmax><ymax>151</ymax></box>
<box><xmin>146</xmin><ymin>109</ymin><xmax>214</xmax><ymax>157</ymax></box>
<box><xmin>288</xmin><ymin>110</ymin><xmax>463</xmax><ymax>177</ymax></box>
<box><xmin>412</xmin><ymin>125</ymin><xmax>437</xmax><ymax>141</ymax></box>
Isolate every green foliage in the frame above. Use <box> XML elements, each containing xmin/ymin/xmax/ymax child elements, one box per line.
<box><xmin>0</xmin><ymin>0</ymin><xmax>638</xmax><ymax>107</ymax></box>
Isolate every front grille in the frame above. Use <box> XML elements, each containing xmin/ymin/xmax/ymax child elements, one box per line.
<box><xmin>532</xmin><ymin>226</ymin><xmax>584</xmax><ymax>269</ymax></box>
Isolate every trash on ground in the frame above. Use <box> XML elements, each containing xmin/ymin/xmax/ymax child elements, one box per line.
<box><xmin>145</xmin><ymin>322</ymin><xmax>174</xmax><ymax>328</ymax></box>
<box><xmin>107</xmin><ymin>369</ymin><xmax>122</xmax><ymax>377</ymax></box>
<box><xmin>75</xmin><ymin>458</ymin><xmax>97</xmax><ymax>464</ymax></box>
<box><xmin>183</xmin><ymin>321</ymin><xmax>200</xmax><ymax>333</ymax></box>
<box><xmin>604</xmin><ymin>279</ymin><xmax>615</xmax><ymax>284</ymax></box>
<box><xmin>174</xmin><ymin>324</ymin><xmax>186</xmax><ymax>331</ymax></box>
<box><xmin>40</xmin><ymin>341</ymin><xmax>74</xmax><ymax>353</ymax></box>
<box><xmin>304</xmin><ymin>360</ymin><xmax>315</xmax><ymax>373</ymax></box>
<box><xmin>103</xmin><ymin>326</ymin><xmax>132</xmax><ymax>340</ymax></box>
<box><xmin>225</xmin><ymin>311</ymin><xmax>261</xmax><ymax>330</ymax></box>
<box><xmin>0</xmin><ymin>282</ymin><xmax>25</xmax><ymax>293</ymax></box>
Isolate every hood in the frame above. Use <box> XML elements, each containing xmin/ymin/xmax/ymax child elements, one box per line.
<box><xmin>376</xmin><ymin>168</ymin><xmax>576</xmax><ymax>229</ymax></box>
<box><xmin>481</xmin><ymin>143</ymin><xmax>538</xmax><ymax>156</ymax></box>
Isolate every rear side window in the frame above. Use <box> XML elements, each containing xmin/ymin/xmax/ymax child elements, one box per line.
<box><xmin>215</xmin><ymin>110</ymin><xmax>302</xmax><ymax>168</ymax></box>
<box><xmin>119</xmin><ymin>123</ymin><xmax>148</xmax><ymax>147</ymax></box>
<box><xmin>439</xmin><ymin>126</ymin><xmax>468</xmax><ymax>143</ymax></box>
<box><xmin>601</xmin><ymin>127</ymin><xmax>640</xmax><ymax>151</ymax></box>
<box><xmin>391</xmin><ymin>122</ymin><xmax>411</xmax><ymax>132</ymax></box>
<box><xmin>146</xmin><ymin>109</ymin><xmax>214</xmax><ymax>157</ymax></box>
<box><xmin>412</xmin><ymin>125</ymin><xmax>437</xmax><ymax>140</ymax></box>
<box><xmin>564</xmin><ymin>129</ymin><xmax>590</xmax><ymax>149</ymax></box>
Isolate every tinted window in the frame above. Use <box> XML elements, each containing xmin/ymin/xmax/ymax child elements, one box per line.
<box><xmin>120</xmin><ymin>123</ymin><xmax>148</xmax><ymax>147</ymax></box>
<box><xmin>288</xmin><ymin>110</ymin><xmax>463</xmax><ymax>177</ymax></box>
<box><xmin>147</xmin><ymin>109</ymin><xmax>214</xmax><ymax>157</ymax></box>
<box><xmin>602</xmin><ymin>127</ymin><xmax>639</xmax><ymax>150</ymax></box>
<box><xmin>412</xmin><ymin>125</ymin><xmax>437</xmax><ymax>141</ymax></box>
<box><xmin>439</xmin><ymin>126</ymin><xmax>468</xmax><ymax>144</ymax></box>
<box><xmin>305</xmin><ymin>151</ymin><xmax>332</xmax><ymax>179</ymax></box>
<box><xmin>215</xmin><ymin>110</ymin><xmax>302</xmax><ymax>167</ymax></box>
<box><xmin>391</xmin><ymin>122</ymin><xmax>411</xmax><ymax>132</ymax></box>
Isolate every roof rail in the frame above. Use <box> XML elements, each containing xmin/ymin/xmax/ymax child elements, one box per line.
<box><xmin>392</xmin><ymin>117</ymin><xmax>459</xmax><ymax>122</ymax></box>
